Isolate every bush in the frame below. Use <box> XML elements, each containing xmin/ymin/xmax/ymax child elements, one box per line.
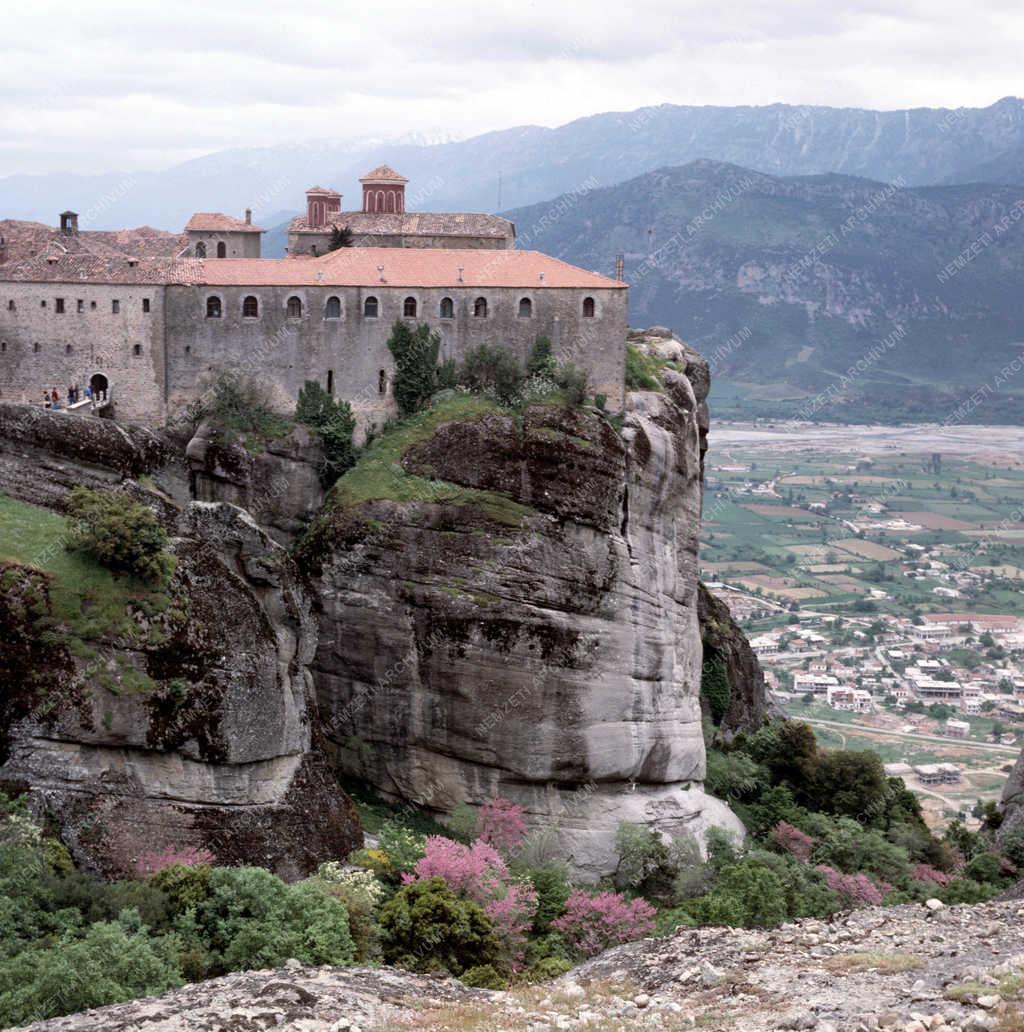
<box><xmin>65</xmin><ymin>487</ymin><xmax>175</xmax><ymax>584</ymax></box>
<box><xmin>477</xmin><ymin>799</ymin><xmax>527</xmax><ymax>854</ymax></box>
<box><xmin>460</xmin><ymin>963</ymin><xmax>508</xmax><ymax>989</ymax></box>
<box><xmin>526</xmin><ymin>862</ymin><xmax>572</xmax><ymax>933</ymax></box>
<box><xmin>527</xmin><ymin>336</ymin><xmax>556</xmax><ymax>377</ymax></box>
<box><xmin>695</xmin><ymin>860</ymin><xmax>789</xmax><ymax>928</ymax></box>
<box><xmin>191</xmin><ymin>866</ymin><xmax>354</xmax><ymax>976</ymax></box>
<box><xmin>807</xmin><ymin>750</ymin><xmax>889</xmax><ymax>823</ymax></box>
<box><xmin>525</xmin><ymin>956</ymin><xmax>574</xmax><ymax>982</ymax></box>
<box><xmin>614</xmin><ymin>822</ymin><xmax>668</xmax><ymax>890</ymax></box>
<box><xmin>705</xmin><ymin>749</ymin><xmax>766</xmax><ymax>802</ymax></box>
<box><xmin>379</xmin><ymin>877</ymin><xmax>501</xmax><ymax>975</ymax></box>
<box><xmin>0</xmin><ymin>914</ymin><xmax>182</xmax><ymax>1028</ymax></box>
<box><xmin>701</xmin><ymin>653</ymin><xmax>732</xmax><ymax>725</ymax></box>
<box><xmin>306</xmin><ymin>869</ymin><xmax>383</xmax><ymax>964</ymax></box>
<box><xmin>375</xmin><ymin>825</ymin><xmax>427</xmax><ymax>882</ymax></box>
<box><xmin>199</xmin><ymin>373</ymin><xmax>291</xmax><ymax>444</ymax></box>
<box><xmin>149</xmin><ymin>863</ymin><xmax>212</xmax><ymax>918</ymax></box>
<box><xmin>551</xmin><ymin>889</ymin><xmax>656</xmax><ymax>959</ymax></box>
<box><xmin>624</xmin><ymin>344</ymin><xmax>661</xmax><ymax>391</ymax></box>
<box><xmin>387</xmin><ymin>322</ymin><xmax>441</xmax><ymax>415</ymax></box>
<box><xmin>295</xmin><ymin>380</ymin><xmax>357</xmax><ymax>485</ymax></box>
<box><xmin>553</xmin><ymin>362</ymin><xmax>588</xmax><ymax>407</ymax></box>
<box><xmin>459</xmin><ymin>345</ymin><xmax>525</xmax><ymax>406</ymax></box>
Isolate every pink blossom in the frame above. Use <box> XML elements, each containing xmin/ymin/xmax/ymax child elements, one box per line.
<box><xmin>772</xmin><ymin>820</ymin><xmax>815</xmax><ymax>864</ymax></box>
<box><xmin>412</xmin><ymin>836</ymin><xmax>509</xmax><ymax>900</ymax></box>
<box><xmin>478</xmin><ymin>798</ymin><xmax>527</xmax><ymax>854</ymax></box>
<box><xmin>912</xmin><ymin>863</ymin><xmax>951</xmax><ymax>886</ymax></box>
<box><xmin>134</xmin><ymin>845</ymin><xmax>214</xmax><ymax>877</ymax></box>
<box><xmin>484</xmin><ymin>882</ymin><xmax>539</xmax><ymax>966</ymax></box>
<box><xmin>552</xmin><ymin>889</ymin><xmax>656</xmax><ymax>958</ymax></box>
<box><xmin>816</xmin><ymin>865</ymin><xmax>883</xmax><ymax>907</ymax></box>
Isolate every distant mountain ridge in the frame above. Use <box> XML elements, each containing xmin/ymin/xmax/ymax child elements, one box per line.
<box><xmin>3</xmin><ymin>98</ymin><xmax>1024</xmax><ymax>233</ymax></box>
<box><xmin>506</xmin><ymin>160</ymin><xmax>1024</xmax><ymax>422</ymax></box>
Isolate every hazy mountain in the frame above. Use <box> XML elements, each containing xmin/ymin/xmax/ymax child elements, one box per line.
<box><xmin>4</xmin><ymin>98</ymin><xmax>1024</xmax><ymax>233</ymax></box>
<box><xmin>507</xmin><ymin>161</ymin><xmax>1024</xmax><ymax>423</ymax></box>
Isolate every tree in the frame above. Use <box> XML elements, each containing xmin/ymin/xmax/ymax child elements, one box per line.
<box><xmin>327</xmin><ymin>225</ymin><xmax>353</xmax><ymax>250</ymax></box>
<box><xmin>807</xmin><ymin>750</ymin><xmax>888</xmax><ymax>823</ymax></box>
<box><xmin>65</xmin><ymin>487</ymin><xmax>175</xmax><ymax>584</ymax></box>
<box><xmin>459</xmin><ymin>345</ymin><xmax>525</xmax><ymax>406</ymax></box>
<box><xmin>295</xmin><ymin>380</ymin><xmax>357</xmax><ymax>486</ymax></box>
<box><xmin>387</xmin><ymin>321</ymin><xmax>441</xmax><ymax>415</ymax></box>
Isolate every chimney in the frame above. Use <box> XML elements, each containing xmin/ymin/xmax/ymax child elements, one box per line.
<box><xmin>244</xmin><ymin>208</ymin><xmax>252</xmax><ymax>225</ymax></box>
<box><xmin>59</xmin><ymin>211</ymin><xmax>79</xmax><ymax>236</ymax></box>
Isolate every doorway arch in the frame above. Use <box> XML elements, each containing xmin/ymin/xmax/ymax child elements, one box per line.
<box><xmin>89</xmin><ymin>372</ymin><xmax>109</xmax><ymax>401</ymax></box>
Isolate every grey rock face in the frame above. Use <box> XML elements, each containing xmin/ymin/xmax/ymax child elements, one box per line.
<box><xmin>0</xmin><ymin>499</ymin><xmax>360</xmax><ymax>879</ymax></box>
<box><xmin>301</xmin><ymin>340</ymin><xmax>744</xmax><ymax>878</ymax></box>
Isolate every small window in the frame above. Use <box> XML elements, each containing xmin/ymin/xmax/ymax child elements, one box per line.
<box><xmin>77</xmin><ymin>299</ymin><xmax>84</xmax><ymax>313</ymax></box>
<box><xmin>195</xmin><ymin>242</ymin><xmax>206</xmax><ymax>258</ymax></box>
<box><xmin>40</xmin><ymin>300</ymin><xmax>47</xmax><ymax>308</ymax></box>
<box><xmin>133</xmin><ymin>344</ymin><xmax>142</xmax><ymax>356</ymax></box>
<box><xmin>403</xmin><ymin>296</ymin><xmax>417</xmax><ymax>317</ymax></box>
<box><xmin>325</xmin><ymin>296</ymin><xmax>341</xmax><ymax>319</ymax></box>
<box><xmin>242</xmin><ymin>295</ymin><xmax>259</xmax><ymax>318</ymax></box>
<box><xmin>518</xmin><ymin>297</ymin><xmax>532</xmax><ymax>318</ymax></box>
<box><xmin>378</xmin><ymin>369</ymin><xmax>387</xmax><ymax>395</ymax></box>
<box><xmin>364</xmin><ymin>296</ymin><xmax>378</xmax><ymax>318</ymax></box>
<box><xmin>55</xmin><ymin>298</ymin><xmax>65</xmax><ymax>314</ymax></box>
<box><xmin>582</xmin><ymin>296</ymin><xmax>596</xmax><ymax>318</ymax></box>
<box><xmin>112</xmin><ymin>300</ymin><xmax>120</xmax><ymax>314</ymax></box>
<box><xmin>206</xmin><ymin>296</ymin><xmax>222</xmax><ymax>318</ymax></box>
<box><xmin>473</xmin><ymin>296</ymin><xmax>487</xmax><ymax>318</ymax></box>
<box><xmin>0</xmin><ymin>342</ymin><xmax>6</xmax><ymax>353</ymax></box>
<box><xmin>310</xmin><ymin>244</ymin><xmax>319</xmax><ymax>256</ymax></box>
<box><xmin>90</xmin><ymin>301</ymin><xmax>97</xmax><ymax>310</ymax></box>
<box><xmin>142</xmin><ymin>298</ymin><xmax>151</xmax><ymax>313</ymax></box>
<box><xmin>216</xmin><ymin>241</ymin><xmax>227</xmax><ymax>258</ymax></box>
<box><xmin>65</xmin><ymin>344</ymin><xmax>72</xmax><ymax>354</ymax></box>
<box><xmin>439</xmin><ymin>297</ymin><xmax>454</xmax><ymax>319</ymax></box>
<box><xmin>185</xmin><ymin>344</ymin><xmax>192</xmax><ymax>354</ymax></box>
<box><xmin>286</xmin><ymin>296</ymin><xmax>302</xmax><ymax>318</ymax></box>
<box><xmin>326</xmin><ymin>369</ymin><xmax>334</xmax><ymax>395</ymax></box>
<box><xmin>6</xmin><ymin>300</ymin><xmax>14</xmax><ymax>311</ymax></box>
<box><xmin>33</xmin><ymin>342</ymin><xmax>40</xmax><ymax>353</ymax></box>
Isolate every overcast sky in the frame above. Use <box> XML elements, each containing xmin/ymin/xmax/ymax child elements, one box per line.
<box><xmin>3</xmin><ymin>0</ymin><xmax>1022</xmax><ymax>176</ymax></box>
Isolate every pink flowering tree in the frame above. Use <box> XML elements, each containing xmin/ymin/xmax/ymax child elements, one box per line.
<box><xmin>477</xmin><ymin>798</ymin><xmax>527</xmax><ymax>854</ymax></box>
<box><xmin>134</xmin><ymin>845</ymin><xmax>215</xmax><ymax>877</ymax></box>
<box><xmin>816</xmin><ymin>865</ymin><xmax>884</xmax><ymax>907</ymax></box>
<box><xmin>407</xmin><ymin>835</ymin><xmax>538</xmax><ymax>964</ymax></box>
<box><xmin>772</xmin><ymin>820</ymin><xmax>815</xmax><ymax>864</ymax></box>
<box><xmin>912</xmin><ymin>863</ymin><xmax>951</xmax><ymax>886</ymax></box>
<box><xmin>552</xmin><ymin>889</ymin><xmax>656</xmax><ymax>958</ymax></box>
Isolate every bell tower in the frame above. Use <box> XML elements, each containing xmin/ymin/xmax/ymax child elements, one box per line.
<box><xmin>360</xmin><ymin>166</ymin><xmax>408</xmax><ymax>213</ymax></box>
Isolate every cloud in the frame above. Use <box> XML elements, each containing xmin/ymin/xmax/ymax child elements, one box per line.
<box><xmin>2</xmin><ymin>0</ymin><xmax>1022</xmax><ymax>174</ymax></box>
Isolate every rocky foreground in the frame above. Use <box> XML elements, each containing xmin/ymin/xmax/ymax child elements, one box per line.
<box><xmin>16</xmin><ymin>899</ymin><xmax>1024</xmax><ymax>1032</ymax></box>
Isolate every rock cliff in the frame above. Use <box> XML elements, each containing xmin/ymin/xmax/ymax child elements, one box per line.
<box><xmin>0</xmin><ymin>404</ymin><xmax>360</xmax><ymax>878</ymax></box>
<box><xmin>297</xmin><ymin>339</ymin><xmax>750</xmax><ymax>879</ymax></box>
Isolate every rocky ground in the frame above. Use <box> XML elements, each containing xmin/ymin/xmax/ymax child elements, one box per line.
<box><xmin>17</xmin><ymin>899</ymin><xmax>1024</xmax><ymax>1032</ymax></box>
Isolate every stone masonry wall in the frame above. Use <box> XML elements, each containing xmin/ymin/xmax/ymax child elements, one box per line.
<box><xmin>0</xmin><ymin>281</ymin><xmax>167</xmax><ymax>424</ymax></box>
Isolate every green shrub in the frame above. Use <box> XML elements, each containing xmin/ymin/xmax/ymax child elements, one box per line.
<box><xmin>965</xmin><ymin>851</ymin><xmax>1007</xmax><ymax>885</ymax></box>
<box><xmin>305</xmin><ymin>875</ymin><xmax>382</xmax><ymax>964</ymax></box>
<box><xmin>460</xmin><ymin>963</ymin><xmax>508</xmax><ymax>989</ymax></box>
<box><xmin>614</xmin><ymin>822</ymin><xmax>668</xmax><ymax>890</ymax></box>
<box><xmin>807</xmin><ymin>750</ymin><xmax>889</xmax><ymax>823</ymax></box>
<box><xmin>192</xmin><ymin>866</ymin><xmax>354</xmax><ymax>976</ymax></box>
<box><xmin>387</xmin><ymin>321</ymin><xmax>441</xmax><ymax>415</ymax></box>
<box><xmin>460</xmin><ymin>345</ymin><xmax>526</xmax><ymax>406</ymax></box>
<box><xmin>149</xmin><ymin>863</ymin><xmax>212</xmax><ymax>918</ymax></box>
<box><xmin>694</xmin><ymin>860</ymin><xmax>788</xmax><ymax>929</ymax></box>
<box><xmin>524</xmin><ymin>862</ymin><xmax>572</xmax><ymax>933</ymax></box>
<box><xmin>553</xmin><ymin>362</ymin><xmax>588</xmax><ymax>407</ymax></box>
<box><xmin>0</xmin><ymin>914</ymin><xmax>182</xmax><ymax>1027</ymax></box>
<box><xmin>199</xmin><ymin>373</ymin><xmax>291</xmax><ymax>445</ymax></box>
<box><xmin>705</xmin><ymin>748</ymin><xmax>768</xmax><ymax>803</ymax></box>
<box><xmin>295</xmin><ymin>380</ymin><xmax>357</xmax><ymax>486</ymax></box>
<box><xmin>525</xmin><ymin>956</ymin><xmax>573</xmax><ymax>982</ymax></box>
<box><xmin>445</xmin><ymin>801</ymin><xmax>479</xmax><ymax>844</ymax></box>
<box><xmin>65</xmin><ymin>487</ymin><xmax>175</xmax><ymax>584</ymax></box>
<box><xmin>527</xmin><ymin>336</ymin><xmax>555</xmax><ymax>377</ymax></box>
<box><xmin>379</xmin><ymin>877</ymin><xmax>501</xmax><ymax>975</ymax></box>
<box><xmin>701</xmin><ymin>653</ymin><xmax>732</xmax><ymax>725</ymax></box>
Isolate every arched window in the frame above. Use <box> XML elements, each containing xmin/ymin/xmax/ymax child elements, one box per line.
<box><xmin>242</xmin><ymin>295</ymin><xmax>259</xmax><ymax>318</ymax></box>
<box><xmin>325</xmin><ymin>296</ymin><xmax>341</xmax><ymax>319</ymax></box>
<box><xmin>518</xmin><ymin>297</ymin><xmax>532</xmax><ymax>318</ymax></box>
<box><xmin>364</xmin><ymin>296</ymin><xmax>378</xmax><ymax>318</ymax></box>
<box><xmin>582</xmin><ymin>296</ymin><xmax>596</xmax><ymax>318</ymax></box>
<box><xmin>403</xmin><ymin>296</ymin><xmax>417</xmax><ymax>317</ymax></box>
<box><xmin>386</xmin><ymin>192</ymin><xmax>396</xmax><ymax>213</ymax></box>
<box><xmin>216</xmin><ymin>242</ymin><xmax>227</xmax><ymax>259</ymax></box>
<box><xmin>473</xmin><ymin>296</ymin><xmax>488</xmax><ymax>318</ymax></box>
<box><xmin>286</xmin><ymin>296</ymin><xmax>302</xmax><ymax>318</ymax></box>
<box><xmin>439</xmin><ymin>297</ymin><xmax>454</xmax><ymax>319</ymax></box>
<box><xmin>194</xmin><ymin>242</ymin><xmax>206</xmax><ymax>258</ymax></box>
<box><xmin>206</xmin><ymin>296</ymin><xmax>222</xmax><ymax>318</ymax></box>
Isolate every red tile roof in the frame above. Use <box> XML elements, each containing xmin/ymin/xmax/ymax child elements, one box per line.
<box><xmin>198</xmin><ymin>248</ymin><xmax>625</xmax><ymax>289</ymax></box>
<box><xmin>185</xmin><ymin>212</ymin><xmax>264</xmax><ymax>233</ymax></box>
<box><xmin>305</xmin><ymin>186</ymin><xmax>341</xmax><ymax>196</ymax></box>
<box><xmin>1</xmin><ymin>248</ymin><xmax>624</xmax><ymax>290</ymax></box>
<box><xmin>289</xmin><ymin>211</ymin><xmax>513</xmax><ymax>240</ymax></box>
<box><xmin>359</xmin><ymin>165</ymin><xmax>408</xmax><ymax>183</ymax></box>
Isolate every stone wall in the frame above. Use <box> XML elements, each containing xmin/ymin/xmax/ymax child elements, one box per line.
<box><xmin>289</xmin><ymin>231</ymin><xmax>512</xmax><ymax>254</ymax></box>
<box><xmin>164</xmin><ymin>284</ymin><xmax>626</xmax><ymax>431</ymax></box>
<box><xmin>0</xmin><ymin>281</ymin><xmax>167</xmax><ymax>424</ymax></box>
<box><xmin>186</xmin><ymin>230</ymin><xmax>262</xmax><ymax>259</ymax></box>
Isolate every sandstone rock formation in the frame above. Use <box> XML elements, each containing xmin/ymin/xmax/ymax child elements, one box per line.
<box><xmin>16</xmin><ymin>899</ymin><xmax>1024</xmax><ymax>1031</ymax></box>
<box><xmin>298</xmin><ymin>340</ymin><xmax>747</xmax><ymax>879</ymax></box>
<box><xmin>0</xmin><ymin>404</ymin><xmax>360</xmax><ymax>878</ymax></box>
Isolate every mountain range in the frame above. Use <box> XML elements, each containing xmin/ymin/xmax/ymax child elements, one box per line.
<box><xmin>3</xmin><ymin>98</ymin><xmax>1024</xmax><ymax>233</ymax></box>
<box><xmin>506</xmin><ymin>161</ymin><xmax>1024</xmax><ymax>422</ymax></box>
